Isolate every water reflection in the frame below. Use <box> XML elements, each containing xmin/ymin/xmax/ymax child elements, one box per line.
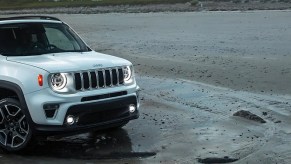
<box><xmin>18</xmin><ymin>129</ymin><xmax>135</xmax><ymax>159</ymax></box>
<box><xmin>0</xmin><ymin>128</ymin><xmax>156</xmax><ymax>162</ymax></box>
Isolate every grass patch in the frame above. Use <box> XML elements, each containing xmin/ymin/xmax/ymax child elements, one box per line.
<box><xmin>0</xmin><ymin>0</ymin><xmax>191</xmax><ymax>10</ymax></box>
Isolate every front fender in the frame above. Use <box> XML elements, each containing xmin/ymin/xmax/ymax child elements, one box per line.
<box><xmin>0</xmin><ymin>60</ymin><xmax>49</xmax><ymax>94</ymax></box>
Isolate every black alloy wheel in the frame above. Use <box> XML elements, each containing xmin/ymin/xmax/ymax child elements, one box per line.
<box><xmin>0</xmin><ymin>98</ymin><xmax>32</xmax><ymax>152</ymax></box>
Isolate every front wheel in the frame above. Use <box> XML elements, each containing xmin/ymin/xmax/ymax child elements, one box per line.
<box><xmin>0</xmin><ymin>98</ymin><xmax>32</xmax><ymax>152</ymax></box>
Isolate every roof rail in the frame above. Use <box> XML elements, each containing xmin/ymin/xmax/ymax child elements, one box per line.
<box><xmin>0</xmin><ymin>16</ymin><xmax>61</xmax><ymax>22</ymax></box>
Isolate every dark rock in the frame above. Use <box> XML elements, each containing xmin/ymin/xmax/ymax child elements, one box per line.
<box><xmin>233</xmin><ymin>110</ymin><xmax>266</xmax><ymax>123</ymax></box>
<box><xmin>197</xmin><ymin>156</ymin><xmax>238</xmax><ymax>163</ymax></box>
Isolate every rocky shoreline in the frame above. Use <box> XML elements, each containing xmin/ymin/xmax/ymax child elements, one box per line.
<box><xmin>1</xmin><ymin>1</ymin><xmax>291</xmax><ymax>14</ymax></box>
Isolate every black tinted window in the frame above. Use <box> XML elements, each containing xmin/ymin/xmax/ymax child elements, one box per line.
<box><xmin>0</xmin><ymin>23</ymin><xmax>89</xmax><ymax>56</ymax></box>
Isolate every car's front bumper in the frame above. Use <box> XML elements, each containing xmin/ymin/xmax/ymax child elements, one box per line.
<box><xmin>24</xmin><ymin>82</ymin><xmax>139</xmax><ymax>126</ymax></box>
<box><xmin>33</xmin><ymin>95</ymin><xmax>139</xmax><ymax>135</ymax></box>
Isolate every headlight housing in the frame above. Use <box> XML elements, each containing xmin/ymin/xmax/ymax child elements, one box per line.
<box><xmin>49</xmin><ymin>73</ymin><xmax>75</xmax><ymax>94</ymax></box>
<box><xmin>50</xmin><ymin>73</ymin><xmax>67</xmax><ymax>91</ymax></box>
<box><xmin>123</xmin><ymin>66</ymin><xmax>134</xmax><ymax>84</ymax></box>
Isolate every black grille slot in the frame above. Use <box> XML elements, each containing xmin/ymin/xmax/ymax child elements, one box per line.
<box><xmin>74</xmin><ymin>73</ymin><xmax>82</xmax><ymax>90</ymax></box>
<box><xmin>98</xmin><ymin>71</ymin><xmax>104</xmax><ymax>87</ymax></box>
<box><xmin>82</xmin><ymin>72</ymin><xmax>90</xmax><ymax>89</ymax></box>
<box><xmin>112</xmin><ymin>69</ymin><xmax>118</xmax><ymax>85</ymax></box>
<box><xmin>90</xmin><ymin>71</ymin><xmax>97</xmax><ymax>88</ymax></box>
<box><xmin>118</xmin><ymin>68</ymin><xmax>124</xmax><ymax>84</ymax></box>
<box><xmin>105</xmin><ymin>70</ymin><xmax>111</xmax><ymax>86</ymax></box>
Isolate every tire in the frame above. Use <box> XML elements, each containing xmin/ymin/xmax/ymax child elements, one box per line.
<box><xmin>0</xmin><ymin>98</ymin><xmax>33</xmax><ymax>152</ymax></box>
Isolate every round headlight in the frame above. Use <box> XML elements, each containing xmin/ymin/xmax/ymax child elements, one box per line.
<box><xmin>123</xmin><ymin>66</ymin><xmax>132</xmax><ymax>82</ymax></box>
<box><xmin>50</xmin><ymin>73</ymin><xmax>67</xmax><ymax>90</ymax></box>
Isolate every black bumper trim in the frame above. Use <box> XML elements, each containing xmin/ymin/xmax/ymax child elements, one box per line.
<box><xmin>33</xmin><ymin>113</ymin><xmax>138</xmax><ymax>136</ymax></box>
<box><xmin>81</xmin><ymin>91</ymin><xmax>127</xmax><ymax>102</ymax></box>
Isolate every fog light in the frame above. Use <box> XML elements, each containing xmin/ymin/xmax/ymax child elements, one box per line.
<box><xmin>66</xmin><ymin>115</ymin><xmax>75</xmax><ymax>125</ymax></box>
<box><xmin>129</xmin><ymin>104</ymin><xmax>136</xmax><ymax>113</ymax></box>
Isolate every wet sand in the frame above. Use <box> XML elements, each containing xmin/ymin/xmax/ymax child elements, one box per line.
<box><xmin>1</xmin><ymin>77</ymin><xmax>291</xmax><ymax>163</ymax></box>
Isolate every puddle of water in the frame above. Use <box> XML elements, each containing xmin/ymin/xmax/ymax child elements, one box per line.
<box><xmin>1</xmin><ymin>129</ymin><xmax>156</xmax><ymax>160</ymax></box>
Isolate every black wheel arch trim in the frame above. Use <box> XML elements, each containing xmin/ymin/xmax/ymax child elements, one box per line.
<box><xmin>0</xmin><ymin>80</ymin><xmax>34</xmax><ymax>129</ymax></box>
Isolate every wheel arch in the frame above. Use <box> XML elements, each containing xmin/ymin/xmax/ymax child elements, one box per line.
<box><xmin>0</xmin><ymin>80</ymin><xmax>34</xmax><ymax>126</ymax></box>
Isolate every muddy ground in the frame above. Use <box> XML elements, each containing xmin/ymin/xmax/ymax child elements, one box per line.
<box><xmin>1</xmin><ymin>11</ymin><xmax>291</xmax><ymax>163</ymax></box>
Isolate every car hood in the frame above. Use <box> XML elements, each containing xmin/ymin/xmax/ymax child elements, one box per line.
<box><xmin>6</xmin><ymin>51</ymin><xmax>131</xmax><ymax>73</ymax></box>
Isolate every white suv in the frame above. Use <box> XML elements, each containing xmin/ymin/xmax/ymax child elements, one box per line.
<box><xmin>0</xmin><ymin>16</ymin><xmax>140</xmax><ymax>152</ymax></box>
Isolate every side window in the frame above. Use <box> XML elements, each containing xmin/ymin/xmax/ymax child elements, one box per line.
<box><xmin>45</xmin><ymin>27</ymin><xmax>77</xmax><ymax>50</ymax></box>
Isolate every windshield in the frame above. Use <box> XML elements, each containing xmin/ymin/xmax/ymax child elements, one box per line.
<box><xmin>0</xmin><ymin>22</ymin><xmax>90</xmax><ymax>56</ymax></box>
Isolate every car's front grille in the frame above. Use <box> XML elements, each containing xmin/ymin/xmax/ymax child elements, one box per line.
<box><xmin>74</xmin><ymin>67</ymin><xmax>124</xmax><ymax>91</ymax></box>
